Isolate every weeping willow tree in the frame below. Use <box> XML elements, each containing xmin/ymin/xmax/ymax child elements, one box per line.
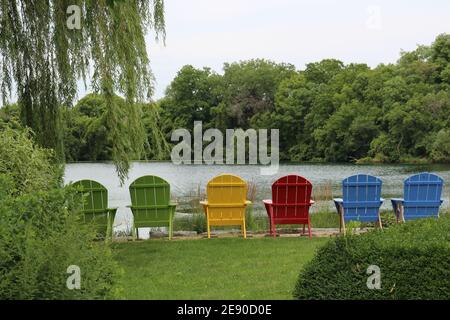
<box><xmin>141</xmin><ymin>102</ymin><xmax>171</xmax><ymax>160</ymax></box>
<box><xmin>0</xmin><ymin>0</ymin><xmax>165</xmax><ymax>182</ymax></box>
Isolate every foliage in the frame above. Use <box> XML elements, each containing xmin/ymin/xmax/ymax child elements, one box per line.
<box><xmin>430</xmin><ymin>129</ymin><xmax>450</xmax><ymax>162</ymax></box>
<box><xmin>0</xmin><ymin>123</ymin><xmax>61</xmax><ymax>194</ymax></box>
<box><xmin>2</xmin><ymin>34</ymin><xmax>448</xmax><ymax>164</ymax></box>
<box><xmin>0</xmin><ymin>122</ymin><xmax>119</xmax><ymax>299</ymax></box>
<box><xmin>160</xmin><ymin>65</ymin><xmax>223</xmax><ymax>133</ymax></box>
<box><xmin>220</xmin><ymin>59</ymin><xmax>296</xmax><ymax>129</ymax></box>
<box><xmin>63</xmin><ymin>93</ymin><xmax>169</xmax><ymax>162</ymax></box>
<box><xmin>0</xmin><ymin>183</ymin><xmax>120</xmax><ymax>299</ymax></box>
<box><xmin>0</xmin><ymin>0</ymin><xmax>165</xmax><ymax>181</ymax></box>
<box><xmin>160</xmin><ymin>34</ymin><xmax>450</xmax><ymax>164</ymax></box>
<box><xmin>293</xmin><ymin>216</ymin><xmax>450</xmax><ymax>300</ymax></box>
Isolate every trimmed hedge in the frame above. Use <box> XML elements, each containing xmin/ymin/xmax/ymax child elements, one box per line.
<box><xmin>293</xmin><ymin>216</ymin><xmax>450</xmax><ymax>300</ymax></box>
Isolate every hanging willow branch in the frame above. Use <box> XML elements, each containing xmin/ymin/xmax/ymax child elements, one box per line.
<box><xmin>0</xmin><ymin>0</ymin><xmax>165</xmax><ymax>182</ymax></box>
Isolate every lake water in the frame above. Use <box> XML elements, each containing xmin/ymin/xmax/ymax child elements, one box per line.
<box><xmin>64</xmin><ymin>162</ymin><xmax>450</xmax><ymax>235</ymax></box>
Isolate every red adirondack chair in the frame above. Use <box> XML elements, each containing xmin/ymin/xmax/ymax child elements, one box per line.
<box><xmin>263</xmin><ymin>175</ymin><xmax>314</xmax><ymax>239</ymax></box>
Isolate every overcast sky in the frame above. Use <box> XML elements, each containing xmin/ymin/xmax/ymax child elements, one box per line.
<box><xmin>92</xmin><ymin>0</ymin><xmax>450</xmax><ymax>100</ymax></box>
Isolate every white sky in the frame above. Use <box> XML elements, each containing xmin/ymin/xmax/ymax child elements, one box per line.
<box><xmin>0</xmin><ymin>1</ymin><xmax>446</xmax><ymax>107</ymax></box>
<box><xmin>75</xmin><ymin>0</ymin><xmax>450</xmax><ymax>101</ymax></box>
<box><xmin>3</xmin><ymin>1</ymin><xmax>449</xmax><ymax>105</ymax></box>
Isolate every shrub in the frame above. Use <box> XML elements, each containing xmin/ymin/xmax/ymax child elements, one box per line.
<box><xmin>0</xmin><ymin>122</ymin><xmax>61</xmax><ymax>195</ymax></box>
<box><xmin>0</xmin><ymin>123</ymin><xmax>120</xmax><ymax>299</ymax></box>
<box><xmin>293</xmin><ymin>216</ymin><xmax>450</xmax><ymax>300</ymax></box>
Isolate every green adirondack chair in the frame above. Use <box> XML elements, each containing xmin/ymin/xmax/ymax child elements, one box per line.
<box><xmin>128</xmin><ymin>175</ymin><xmax>176</xmax><ymax>240</ymax></box>
<box><xmin>73</xmin><ymin>180</ymin><xmax>117</xmax><ymax>240</ymax></box>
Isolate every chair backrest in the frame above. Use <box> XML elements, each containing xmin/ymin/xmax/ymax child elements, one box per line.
<box><xmin>271</xmin><ymin>175</ymin><xmax>312</xmax><ymax>222</ymax></box>
<box><xmin>129</xmin><ymin>175</ymin><xmax>171</xmax><ymax>226</ymax></box>
<box><xmin>73</xmin><ymin>179</ymin><xmax>108</xmax><ymax>214</ymax></box>
<box><xmin>342</xmin><ymin>174</ymin><xmax>382</xmax><ymax>222</ymax></box>
<box><xmin>129</xmin><ymin>175</ymin><xmax>170</xmax><ymax>207</ymax></box>
<box><xmin>403</xmin><ymin>172</ymin><xmax>444</xmax><ymax>220</ymax></box>
<box><xmin>206</xmin><ymin>174</ymin><xmax>248</xmax><ymax>222</ymax></box>
<box><xmin>73</xmin><ymin>180</ymin><xmax>109</xmax><ymax>229</ymax></box>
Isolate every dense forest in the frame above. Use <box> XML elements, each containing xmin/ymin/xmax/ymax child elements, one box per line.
<box><xmin>1</xmin><ymin>34</ymin><xmax>449</xmax><ymax>164</ymax></box>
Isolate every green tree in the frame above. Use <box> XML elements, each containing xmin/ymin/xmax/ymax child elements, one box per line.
<box><xmin>64</xmin><ymin>94</ymin><xmax>113</xmax><ymax>162</ymax></box>
<box><xmin>220</xmin><ymin>59</ymin><xmax>296</xmax><ymax>128</ymax></box>
<box><xmin>313</xmin><ymin>101</ymin><xmax>378</xmax><ymax>162</ymax></box>
<box><xmin>430</xmin><ymin>129</ymin><xmax>450</xmax><ymax>162</ymax></box>
<box><xmin>142</xmin><ymin>102</ymin><xmax>171</xmax><ymax>160</ymax></box>
<box><xmin>0</xmin><ymin>0</ymin><xmax>165</xmax><ymax>181</ymax></box>
<box><xmin>303</xmin><ymin>59</ymin><xmax>344</xmax><ymax>84</ymax></box>
<box><xmin>252</xmin><ymin>73</ymin><xmax>314</xmax><ymax>160</ymax></box>
<box><xmin>160</xmin><ymin>65</ymin><xmax>222</xmax><ymax>133</ymax></box>
<box><xmin>64</xmin><ymin>94</ymin><xmax>169</xmax><ymax>162</ymax></box>
<box><xmin>430</xmin><ymin>33</ymin><xmax>450</xmax><ymax>84</ymax></box>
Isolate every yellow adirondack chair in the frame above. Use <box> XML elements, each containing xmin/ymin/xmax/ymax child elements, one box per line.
<box><xmin>200</xmin><ymin>174</ymin><xmax>251</xmax><ymax>239</ymax></box>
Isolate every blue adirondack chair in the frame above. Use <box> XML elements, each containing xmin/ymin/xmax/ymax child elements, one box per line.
<box><xmin>391</xmin><ymin>172</ymin><xmax>444</xmax><ymax>222</ymax></box>
<box><xmin>333</xmin><ymin>174</ymin><xmax>384</xmax><ymax>234</ymax></box>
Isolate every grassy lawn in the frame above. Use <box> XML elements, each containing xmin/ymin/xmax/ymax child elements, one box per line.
<box><xmin>112</xmin><ymin>237</ymin><xmax>329</xmax><ymax>300</ymax></box>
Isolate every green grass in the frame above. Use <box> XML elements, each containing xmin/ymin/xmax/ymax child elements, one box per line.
<box><xmin>310</xmin><ymin>211</ymin><xmax>339</xmax><ymax>228</ymax></box>
<box><xmin>112</xmin><ymin>237</ymin><xmax>329</xmax><ymax>300</ymax></box>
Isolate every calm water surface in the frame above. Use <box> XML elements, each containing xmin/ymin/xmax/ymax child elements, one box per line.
<box><xmin>64</xmin><ymin>162</ymin><xmax>450</xmax><ymax>234</ymax></box>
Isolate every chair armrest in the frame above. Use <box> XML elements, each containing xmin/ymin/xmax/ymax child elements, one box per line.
<box><xmin>333</xmin><ymin>198</ymin><xmax>343</xmax><ymax>214</ymax></box>
<box><xmin>380</xmin><ymin>198</ymin><xmax>385</xmax><ymax>203</ymax></box>
<box><xmin>310</xmin><ymin>200</ymin><xmax>315</xmax><ymax>204</ymax></box>
<box><xmin>390</xmin><ymin>198</ymin><xmax>404</xmax><ymax>212</ymax></box>
<box><xmin>390</xmin><ymin>198</ymin><xmax>404</xmax><ymax>205</ymax></box>
<box><xmin>262</xmin><ymin>199</ymin><xmax>272</xmax><ymax>205</ymax></box>
<box><xmin>245</xmin><ymin>200</ymin><xmax>252</xmax><ymax>205</ymax></box>
<box><xmin>168</xmin><ymin>202</ymin><xmax>177</xmax><ymax>207</ymax></box>
<box><xmin>199</xmin><ymin>200</ymin><xmax>208</xmax><ymax>206</ymax></box>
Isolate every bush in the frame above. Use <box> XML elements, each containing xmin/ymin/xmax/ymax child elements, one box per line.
<box><xmin>0</xmin><ymin>122</ymin><xmax>61</xmax><ymax>195</ymax></box>
<box><xmin>0</xmin><ymin>123</ymin><xmax>120</xmax><ymax>299</ymax></box>
<box><xmin>293</xmin><ymin>216</ymin><xmax>450</xmax><ymax>300</ymax></box>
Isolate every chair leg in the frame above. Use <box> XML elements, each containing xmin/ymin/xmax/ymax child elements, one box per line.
<box><xmin>169</xmin><ymin>210</ymin><xmax>174</xmax><ymax>240</ymax></box>
<box><xmin>268</xmin><ymin>214</ymin><xmax>273</xmax><ymax>235</ymax></box>
<box><xmin>269</xmin><ymin>214</ymin><xmax>276</xmax><ymax>238</ymax></box>
<box><xmin>267</xmin><ymin>207</ymin><xmax>274</xmax><ymax>237</ymax></box>
<box><xmin>242</xmin><ymin>221</ymin><xmax>247</xmax><ymax>239</ymax></box>
<box><xmin>109</xmin><ymin>223</ymin><xmax>113</xmax><ymax>242</ymax></box>
<box><xmin>272</xmin><ymin>222</ymin><xmax>277</xmax><ymax>238</ymax></box>
<box><xmin>207</xmin><ymin>217</ymin><xmax>211</xmax><ymax>239</ymax></box>
<box><xmin>339</xmin><ymin>205</ymin><xmax>346</xmax><ymax>236</ymax></box>
<box><xmin>106</xmin><ymin>213</ymin><xmax>112</xmax><ymax>243</ymax></box>
<box><xmin>131</xmin><ymin>220</ymin><xmax>136</xmax><ymax>240</ymax></box>
<box><xmin>377</xmin><ymin>214</ymin><xmax>383</xmax><ymax>230</ymax></box>
<box><xmin>308</xmin><ymin>219</ymin><xmax>312</xmax><ymax>240</ymax></box>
